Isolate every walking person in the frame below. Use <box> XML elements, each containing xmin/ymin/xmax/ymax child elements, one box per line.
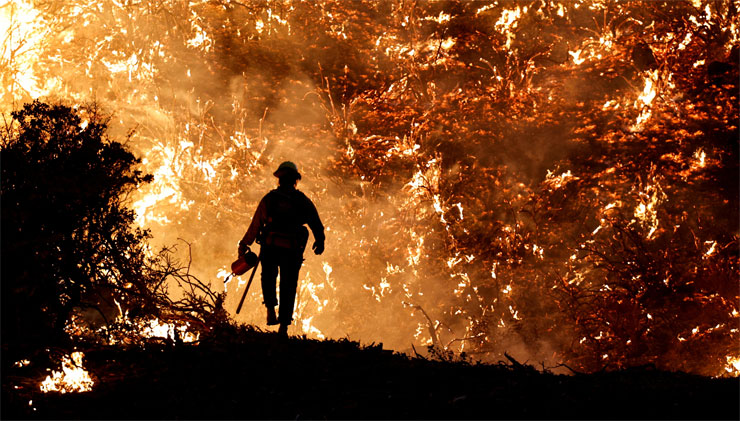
<box><xmin>238</xmin><ymin>161</ymin><xmax>325</xmax><ymax>336</ymax></box>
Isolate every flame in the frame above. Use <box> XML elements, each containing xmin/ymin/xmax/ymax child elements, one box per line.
<box><xmin>0</xmin><ymin>0</ymin><xmax>55</xmax><ymax>108</ymax></box>
<box><xmin>637</xmin><ymin>71</ymin><xmax>658</xmax><ymax>106</ymax></box>
<box><xmin>633</xmin><ymin>70</ymin><xmax>660</xmax><ymax>129</ymax></box>
<box><xmin>301</xmin><ymin>316</ymin><xmax>325</xmax><ymax>339</ymax></box>
<box><xmin>633</xmin><ymin>176</ymin><xmax>666</xmax><ymax>239</ymax></box>
<box><xmin>692</xmin><ymin>148</ymin><xmax>706</xmax><ymax>169</ymax></box>
<box><xmin>140</xmin><ymin>319</ymin><xmax>200</xmax><ymax>343</ymax></box>
<box><xmin>40</xmin><ymin>352</ymin><xmax>94</xmax><ymax>393</ymax></box>
<box><xmin>495</xmin><ymin>7</ymin><xmax>523</xmax><ymax>30</ymax></box>
<box><xmin>703</xmin><ymin>241</ymin><xmax>717</xmax><ymax>257</ymax></box>
<box><xmin>725</xmin><ymin>356</ymin><xmax>740</xmax><ymax>376</ymax></box>
<box><xmin>66</xmin><ymin>299</ymin><xmax>201</xmax><ymax>345</ymax></box>
<box><xmin>186</xmin><ymin>13</ymin><xmax>212</xmax><ymax>51</ymax></box>
<box><xmin>569</xmin><ymin>49</ymin><xmax>585</xmax><ymax>65</ymax></box>
<box><xmin>494</xmin><ymin>6</ymin><xmax>524</xmax><ymax>49</ymax></box>
<box><xmin>425</xmin><ymin>12</ymin><xmax>450</xmax><ymax>24</ymax></box>
<box><xmin>3</xmin><ymin>0</ymin><xmax>737</xmax><ymax>377</ymax></box>
<box><xmin>545</xmin><ymin>169</ymin><xmax>577</xmax><ymax>190</ymax></box>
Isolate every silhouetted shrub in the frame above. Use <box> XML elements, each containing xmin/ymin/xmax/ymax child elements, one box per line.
<box><xmin>1</xmin><ymin>101</ymin><xmax>154</xmax><ymax>350</ymax></box>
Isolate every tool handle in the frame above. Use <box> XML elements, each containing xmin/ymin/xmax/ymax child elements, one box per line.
<box><xmin>235</xmin><ymin>255</ymin><xmax>260</xmax><ymax>314</ymax></box>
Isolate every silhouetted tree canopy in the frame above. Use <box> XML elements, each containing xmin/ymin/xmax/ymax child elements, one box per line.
<box><xmin>1</xmin><ymin>101</ymin><xmax>154</xmax><ymax>351</ymax></box>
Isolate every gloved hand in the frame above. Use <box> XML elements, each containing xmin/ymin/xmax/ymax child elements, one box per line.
<box><xmin>238</xmin><ymin>241</ymin><xmax>249</xmax><ymax>257</ymax></box>
<box><xmin>312</xmin><ymin>240</ymin><xmax>324</xmax><ymax>255</ymax></box>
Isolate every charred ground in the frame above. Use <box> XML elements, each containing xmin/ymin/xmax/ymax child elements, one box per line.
<box><xmin>2</xmin><ymin>324</ymin><xmax>738</xmax><ymax>420</ymax></box>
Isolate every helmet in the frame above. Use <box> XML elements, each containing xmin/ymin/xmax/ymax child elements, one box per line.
<box><xmin>273</xmin><ymin>161</ymin><xmax>302</xmax><ymax>180</ymax></box>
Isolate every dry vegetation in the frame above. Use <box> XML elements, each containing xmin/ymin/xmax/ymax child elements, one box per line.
<box><xmin>1</xmin><ymin>0</ymin><xmax>738</xmax><ymax>394</ymax></box>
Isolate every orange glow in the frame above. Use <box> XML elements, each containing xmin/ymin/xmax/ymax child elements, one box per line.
<box><xmin>3</xmin><ymin>0</ymin><xmax>737</xmax><ymax>378</ymax></box>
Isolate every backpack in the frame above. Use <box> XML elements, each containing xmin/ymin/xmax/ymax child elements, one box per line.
<box><xmin>260</xmin><ymin>189</ymin><xmax>309</xmax><ymax>250</ymax></box>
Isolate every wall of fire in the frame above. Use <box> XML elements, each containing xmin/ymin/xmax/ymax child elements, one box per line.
<box><xmin>1</xmin><ymin>0</ymin><xmax>738</xmax><ymax>376</ymax></box>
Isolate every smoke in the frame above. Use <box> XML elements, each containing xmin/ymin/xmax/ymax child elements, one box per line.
<box><xmin>2</xmin><ymin>0</ymin><xmax>738</xmax><ymax>375</ymax></box>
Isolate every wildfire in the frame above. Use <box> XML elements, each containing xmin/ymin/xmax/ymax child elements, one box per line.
<box><xmin>0</xmin><ymin>0</ymin><xmax>53</xmax><ymax>106</ymax></box>
<box><xmin>633</xmin><ymin>70</ymin><xmax>660</xmax><ymax>129</ymax></box>
<box><xmin>301</xmin><ymin>316</ymin><xmax>325</xmax><ymax>339</ymax></box>
<box><xmin>40</xmin><ymin>352</ymin><xmax>94</xmax><ymax>393</ymax></box>
<box><xmin>544</xmin><ymin>169</ymin><xmax>577</xmax><ymax>190</ymax></box>
<box><xmin>2</xmin><ymin>0</ymin><xmax>737</xmax><ymax>378</ymax></box>
<box><xmin>140</xmin><ymin>319</ymin><xmax>200</xmax><ymax>343</ymax></box>
<box><xmin>568</xmin><ymin>49</ymin><xmax>586</xmax><ymax>65</ymax></box>
<box><xmin>725</xmin><ymin>356</ymin><xmax>740</xmax><ymax>376</ymax></box>
<box><xmin>632</xmin><ymin>176</ymin><xmax>666</xmax><ymax>240</ymax></box>
<box><xmin>494</xmin><ymin>6</ymin><xmax>524</xmax><ymax>49</ymax></box>
<box><xmin>65</xmin><ymin>300</ymin><xmax>200</xmax><ymax>345</ymax></box>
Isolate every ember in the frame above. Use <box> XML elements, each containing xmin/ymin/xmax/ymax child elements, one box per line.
<box><xmin>1</xmin><ymin>0</ymin><xmax>737</xmax><ymax>377</ymax></box>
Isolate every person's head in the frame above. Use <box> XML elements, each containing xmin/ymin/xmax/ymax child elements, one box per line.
<box><xmin>278</xmin><ymin>174</ymin><xmax>299</xmax><ymax>187</ymax></box>
<box><xmin>273</xmin><ymin>161</ymin><xmax>301</xmax><ymax>187</ymax></box>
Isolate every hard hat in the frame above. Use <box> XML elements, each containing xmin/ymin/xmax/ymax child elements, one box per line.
<box><xmin>273</xmin><ymin>161</ymin><xmax>302</xmax><ymax>179</ymax></box>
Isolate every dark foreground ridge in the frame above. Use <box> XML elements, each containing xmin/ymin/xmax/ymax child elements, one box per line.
<box><xmin>3</xmin><ymin>324</ymin><xmax>738</xmax><ymax>420</ymax></box>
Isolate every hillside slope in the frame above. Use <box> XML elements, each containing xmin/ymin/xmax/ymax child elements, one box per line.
<box><xmin>3</xmin><ymin>325</ymin><xmax>738</xmax><ymax>420</ymax></box>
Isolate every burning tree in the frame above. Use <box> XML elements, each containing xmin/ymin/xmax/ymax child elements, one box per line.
<box><xmin>1</xmin><ymin>0</ymin><xmax>737</xmax><ymax>376</ymax></box>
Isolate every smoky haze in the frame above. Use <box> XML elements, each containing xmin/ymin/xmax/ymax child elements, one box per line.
<box><xmin>2</xmin><ymin>0</ymin><xmax>738</xmax><ymax>376</ymax></box>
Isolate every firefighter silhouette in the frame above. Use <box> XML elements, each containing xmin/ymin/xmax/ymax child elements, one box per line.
<box><xmin>238</xmin><ymin>161</ymin><xmax>325</xmax><ymax>336</ymax></box>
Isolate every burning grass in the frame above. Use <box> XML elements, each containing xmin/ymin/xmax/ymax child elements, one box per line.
<box><xmin>38</xmin><ymin>352</ymin><xmax>94</xmax><ymax>394</ymax></box>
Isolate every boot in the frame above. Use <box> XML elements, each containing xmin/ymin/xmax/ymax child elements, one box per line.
<box><xmin>266</xmin><ymin>307</ymin><xmax>278</xmax><ymax>325</ymax></box>
<box><xmin>278</xmin><ymin>324</ymin><xmax>288</xmax><ymax>337</ymax></box>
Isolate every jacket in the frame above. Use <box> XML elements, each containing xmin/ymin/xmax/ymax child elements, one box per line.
<box><xmin>241</xmin><ymin>186</ymin><xmax>325</xmax><ymax>248</ymax></box>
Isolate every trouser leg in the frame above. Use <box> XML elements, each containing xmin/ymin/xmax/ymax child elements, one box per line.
<box><xmin>277</xmin><ymin>252</ymin><xmax>303</xmax><ymax>325</ymax></box>
<box><xmin>260</xmin><ymin>249</ymin><xmax>278</xmax><ymax>308</ymax></box>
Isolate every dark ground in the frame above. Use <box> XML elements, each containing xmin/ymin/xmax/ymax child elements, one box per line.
<box><xmin>2</xmin><ymin>325</ymin><xmax>738</xmax><ymax>420</ymax></box>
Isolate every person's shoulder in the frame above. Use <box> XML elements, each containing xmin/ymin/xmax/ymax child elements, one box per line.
<box><xmin>294</xmin><ymin>189</ymin><xmax>313</xmax><ymax>202</ymax></box>
<box><xmin>261</xmin><ymin>189</ymin><xmax>281</xmax><ymax>202</ymax></box>
<box><xmin>266</xmin><ymin>188</ymin><xmax>304</xmax><ymax>203</ymax></box>
<box><xmin>297</xmin><ymin>190</ymin><xmax>320</xmax><ymax>211</ymax></box>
